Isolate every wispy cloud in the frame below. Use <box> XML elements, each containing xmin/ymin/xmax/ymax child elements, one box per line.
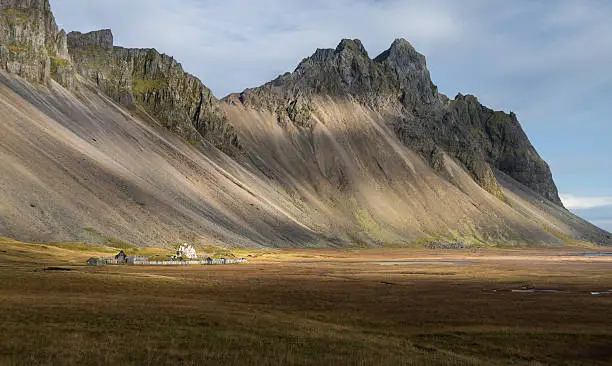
<box><xmin>560</xmin><ymin>195</ymin><xmax>612</xmax><ymax>210</ymax></box>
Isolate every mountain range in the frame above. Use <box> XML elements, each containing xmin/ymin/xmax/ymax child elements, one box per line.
<box><xmin>1</xmin><ymin>0</ymin><xmax>610</xmax><ymax>248</ymax></box>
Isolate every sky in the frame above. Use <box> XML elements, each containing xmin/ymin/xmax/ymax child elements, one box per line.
<box><xmin>50</xmin><ymin>0</ymin><xmax>612</xmax><ymax>232</ymax></box>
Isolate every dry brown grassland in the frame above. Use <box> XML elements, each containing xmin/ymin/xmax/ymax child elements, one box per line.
<box><xmin>0</xmin><ymin>237</ymin><xmax>611</xmax><ymax>365</ymax></box>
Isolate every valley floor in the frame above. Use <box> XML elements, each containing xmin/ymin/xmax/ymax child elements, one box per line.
<box><xmin>0</xmin><ymin>238</ymin><xmax>611</xmax><ymax>365</ymax></box>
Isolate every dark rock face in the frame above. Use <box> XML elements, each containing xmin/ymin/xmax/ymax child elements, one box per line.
<box><xmin>67</xmin><ymin>29</ymin><xmax>112</xmax><ymax>50</ymax></box>
<box><xmin>375</xmin><ymin>39</ymin><xmax>438</xmax><ymax>106</ymax></box>
<box><xmin>230</xmin><ymin>38</ymin><xmax>563</xmax><ymax>206</ymax></box>
<box><xmin>67</xmin><ymin>30</ymin><xmax>240</xmax><ymax>151</ymax></box>
<box><xmin>0</xmin><ymin>0</ymin><xmax>72</xmax><ymax>86</ymax></box>
<box><xmin>448</xmin><ymin>95</ymin><xmax>561</xmax><ymax>204</ymax></box>
<box><xmin>394</xmin><ymin>93</ymin><xmax>561</xmax><ymax>205</ymax></box>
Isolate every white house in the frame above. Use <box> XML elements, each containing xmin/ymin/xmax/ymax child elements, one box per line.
<box><xmin>176</xmin><ymin>243</ymin><xmax>198</xmax><ymax>260</ymax></box>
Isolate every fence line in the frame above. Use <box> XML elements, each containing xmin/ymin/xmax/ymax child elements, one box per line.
<box><xmin>91</xmin><ymin>257</ymin><xmax>247</xmax><ymax>267</ymax></box>
<box><xmin>132</xmin><ymin>259</ymin><xmax>247</xmax><ymax>266</ymax></box>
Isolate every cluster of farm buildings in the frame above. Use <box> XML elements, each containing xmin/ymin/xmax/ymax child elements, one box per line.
<box><xmin>87</xmin><ymin>244</ymin><xmax>247</xmax><ymax>266</ymax></box>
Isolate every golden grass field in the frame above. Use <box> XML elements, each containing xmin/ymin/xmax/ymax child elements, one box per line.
<box><xmin>1</xmin><ymin>237</ymin><xmax>611</xmax><ymax>365</ymax></box>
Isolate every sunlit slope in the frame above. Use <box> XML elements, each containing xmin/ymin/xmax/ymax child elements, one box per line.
<box><xmin>0</xmin><ymin>72</ymin><xmax>319</xmax><ymax>248</ymax></box>
<box><xmin>225</xmin><ymin>97</ymin><xmax>606</xmax><ymax>246</ymax></box>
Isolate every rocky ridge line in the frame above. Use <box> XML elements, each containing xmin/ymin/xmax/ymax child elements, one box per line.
<box><xmin>67</xmin><ymin>29</ymin><xmax>240</xmax><ymax>152</ymax></box>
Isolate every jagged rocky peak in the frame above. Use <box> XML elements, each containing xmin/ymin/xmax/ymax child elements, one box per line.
<box><xmin>293</xmin><ymin>38</ymin><xmax>374</xmax><ymax>81</ymax></box>
<box><xmin>295</xmin><ymin>38</ymin><xmax>369</xmax><ymax>68</ymax></box>
<box><xmin>335</xmin><ymin>38</ymin><xmax>368</xmax><ymax>56</ymax></box>
<box><xmin>375</xmin><ymin>38</ymin><xmax>421</xmax><ymax>63</ymax></box>
<box><xmin>67</xmin><ymin>29</ymin><xmax>113</xmax><ymax>50</ymax></box>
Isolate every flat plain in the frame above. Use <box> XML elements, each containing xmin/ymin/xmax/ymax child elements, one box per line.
<box><xmin>0</xmin><ymin>237</ymin><xmax>611</xmax><ymax>365</ymax></box>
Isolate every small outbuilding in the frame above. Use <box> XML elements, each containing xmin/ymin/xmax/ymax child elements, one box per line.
<box><xmin>87</xmin><ymin>257</ymin><xmax>105</xmax><ymax>266</ymax></box>
<box><xmin>115</xmin><ymin>251</ymin><xmax>127</xmax><ymax>264</ymax></box>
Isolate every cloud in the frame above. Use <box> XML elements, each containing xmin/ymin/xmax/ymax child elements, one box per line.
<box><xmin>560</xmin><ymin>195</ymin><xmax>612</xmax><ymax>210</ymax></box>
